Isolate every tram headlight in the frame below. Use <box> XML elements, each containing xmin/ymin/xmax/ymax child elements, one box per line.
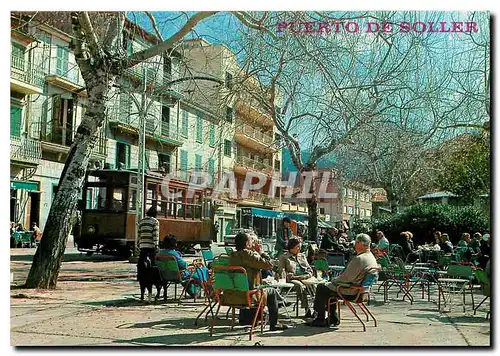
<box><xmin>87</xmin><ymin>225</ymin><xmax>96</xmax><ymax>235</ymax></box>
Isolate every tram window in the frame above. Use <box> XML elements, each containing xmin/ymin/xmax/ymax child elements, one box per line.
<box><xmin>129</xmin><ymin>189</ymin><xmax>137</xmax><ymax>210</ymax></box>
<box><xmin>112</xmin><ymin>188</ymin><xmax>125</xmax><ymax>211</ymax></box>
<box><xmin>97</xmin><ymin>187</ymin><xmax>107</xmax><ymax>210</ymax></box>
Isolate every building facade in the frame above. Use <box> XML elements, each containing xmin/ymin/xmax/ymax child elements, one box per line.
<box><xmin>10</xmin><ymin>18</ymin><xmax>282</xmax><ymax>242</ymax></box>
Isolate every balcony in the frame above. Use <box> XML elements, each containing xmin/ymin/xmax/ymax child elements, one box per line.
<box><xmin>234</xmin><ymin>120</ymin><xmax>275</xmax><ymax>153</ymax></box>
<box><xmin>33</xmin><ymin>122</ymin><xmax>106</xmax><ymax>159</ymax></box>
<box><xmin>10</xmin><ymin>135</ymin><xmax>41</xmax><ymax>166</ymax></box>
<box><xmin>234</xmin><ymin>155</ymin><xmax>274</xmax><ymax>177</ymax></box>
<box><xmin>239</xmin><ymin>190</ymin><xmax>281</xmax><ymax>207</ymax></box>
<box><xmin>10</xmin><ymin>53</ymin><xmax>44</xmax><ymax>95</ymax></box>
<box><xmin>108</xmin><ymin>110</ymin><xmax>183</xmax><ymax>147</ymax></box>
<box><xmin>235</xmin><ymin>100</ymin><xmax>274</xmax><ymax>127</ymax></box>
<box><xmin>45</xmin><ymin>57</ymin><xmax>85</xmax><ymax>93</ymax></box>
<box><xmin>123</xmin><ymin>63</ymin><xmax>183</xmax><ymax>100</ymax></box>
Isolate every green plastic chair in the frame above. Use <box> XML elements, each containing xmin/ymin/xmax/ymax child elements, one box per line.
<box><xmin>156</xmin><ymin>254</ymin><xmax>196</xmax><ymax>303</ymax></box>
<box><xmin>473</xmin><ymin>269</ymin><xmax>490</xmax><ymax>318</ymax></box>
<box><xmin>440</xmin><ymin>264</ymin><xmax>475</xmax><ymax>312</ymax></box>
<box><xmin>210</xmin><ymin>266</ymin><xmax>265</xmax><ymax>341</ymax></box>
<box><xmin>438</xmin><ymin>254</ymin><xmax>453</xmax><ymax>270</ymax></box>
<box><xmin>212</xmin><ymin>254</ymin><xmax>230</xmax><ymax>267</ymax></box>
<box><xmin>313</xmin><ymin>258</ymin><xmax>330</xmax><ymax>280</ymax></box>
<box><xmin>225</xmin><ymin>247</ymin><xmax>234</xmax><ymax>255</ymax></box>
<box><xmin>201</xmin><ymin>249</ymin><xmax>214</xmax><ymax>267</ymax></box>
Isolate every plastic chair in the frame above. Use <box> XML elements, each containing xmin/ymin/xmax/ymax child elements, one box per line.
<box><xmin>225</xmin><ymin>247</ymin><xmax>234</xmax><ymax>255</ymax></box>
<box><xmin>156</xmin><ymin>254</ymin><xmax>197</xmax><ymax>303</ymax></box>
<box><xmin>210</xmin><ymin>266</ymin><xmax>266</xmax><ymax>341</ymax></box>
<box><xmin>473</xmin><ymin>269</ymin><xmax>490</xmax><ymax>319</ymax></box>
<box><xmin>328</xmin><ymin>268</ymin><xmax>379</xmax><ymax>331</ymax></box>
<box><xmin>438</xmin><ymin>264</ymin><xmax>475</xmax><ymax>312</ymax></box>
<box><xmin>313</xmin><ymin>258</ymin><xmax>331</xmax><ymax>281</ymax></box>
<box><xmin>201</xmin><ymin>249</ymin><xmax>214</xmax><ymax>268</ymax></box>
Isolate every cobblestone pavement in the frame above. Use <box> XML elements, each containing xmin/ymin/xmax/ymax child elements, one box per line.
<box><xmin>10</xmin><ymin>248</ymin><xmax>491</xmax><ymax>347</ymax></box>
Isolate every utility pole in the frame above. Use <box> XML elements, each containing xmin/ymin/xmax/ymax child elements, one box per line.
<box><xmin>134</xmin><ymin>66</ymin><xmax>147</xmax><ymax>257</ymax></box>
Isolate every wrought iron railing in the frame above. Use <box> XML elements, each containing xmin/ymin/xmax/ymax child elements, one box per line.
<box><xmin>235</xmin><ymin>155</ymin><xmax>273</xmax><ymax>173</ymax></box>
<box><xmin>10</xmin><ymin>135</ymin><xmax>41</xmax><ymax>164</ymax></box>
<box><xmin>236</xmin><ymin>120</ymin><xmax>274</xmax><ymax>145</ymax></box>
<box><xmin>10</xmin><ymin>52</ymin><xmax>45</xmax><ymax>88</ymax></box>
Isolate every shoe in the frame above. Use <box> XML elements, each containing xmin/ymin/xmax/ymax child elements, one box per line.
<box><xmin>270</xmin><ymin>323</ymin><xmax>289</xmax><ymax>331</ymax></box>
<box><xmin>330</xmin><ymin>317</ymin><xmax>340</xmax><ymax>326</ymax></box>
<box><xmin>306</xmin><ymin>318</ymin><xmax>329</xmax><ymax>327</ymax></box>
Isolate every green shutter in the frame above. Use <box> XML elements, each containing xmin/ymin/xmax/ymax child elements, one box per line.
<box><xmin>56</xmin><ymin>46</ymin><xmax>68</xmax><ymax>76</ymax></box>
<box><xmin>11</xmin><ymin>43</ymin><xmax>25</xmax><ymax>70</ymax></box>
<box><xmin>180</xmin><ymin>150</ymin><xmax>188</xmax><ymax>170</ymax></box>
<box><xmin>209</xmin><ymin>122</ymin><xmax>215</xmax><ymax>147</ymax></box>
<box><xmin>196</xmin><ymin>116</ymin><xmax>203</xmax><ymax>142</ymax></box>
<box><xmin>208</xmin><ymin>158</ymin><xmax>215</xmax><ymax>176</ymax></box>
<box><xmin>182</xmin><ymin>110</ymin><xmax>188</xmax><ymax>136</ymax></box>
<box><xmin>10</xmin><ymin>106</ymin><xmax>22</xmax><ymax>137</ymax></box>
<box><xmin>195</xmin><ymin>154</ymin><xmax>202</xmax><ymax>170</ymax></box>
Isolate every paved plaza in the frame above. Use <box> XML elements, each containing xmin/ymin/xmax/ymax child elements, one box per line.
<box><xmin>10</xmin><ymin>248</ymin><xmax>490</xmax><ymax>347</ymax></box>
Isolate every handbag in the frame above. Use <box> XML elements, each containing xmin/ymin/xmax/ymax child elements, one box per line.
<box><xmin>238</xmin><ymin>307</ymin><xmax>266</xmax><ymax>325</ymax></box>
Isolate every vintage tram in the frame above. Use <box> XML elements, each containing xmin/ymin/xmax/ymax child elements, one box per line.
<box><xmin>76</xmin><ymin>169</ymin><xmax>214</xmax><ymax>256</ymax></box>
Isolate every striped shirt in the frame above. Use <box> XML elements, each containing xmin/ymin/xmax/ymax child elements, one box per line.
<box><xmin>138</xmin><ymin>216</ymin><xmax>159</xmax><ymax>249</ymax></box>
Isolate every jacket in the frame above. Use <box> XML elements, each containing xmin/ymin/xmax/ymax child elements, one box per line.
<box><xmin>328</xmin><ymin>250</ymin><xmax>379</xmax><ymax>295</ymax></box>
<box><xmin>226</xmin><ymin>249</ymin><xmax>273</xmax><ymax>306</ymax></box>
<box><xmin>275</xmin><ymin>226</ymin><xmax>293</xmax><ymax>255</ymax></box>
<box><xmin>278</xmin><ymin>251</ymin><xmax>313</xmax><ymax>282</ymax></box>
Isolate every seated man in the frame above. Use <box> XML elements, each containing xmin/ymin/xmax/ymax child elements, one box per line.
<box><xmin>229</xmin><ymin>231</ymin><xmax>288</xmax><ymax>331</ymax></box>
<box><xmin>278</xmin><ymin>238</ymin><xmax>318</xmax><ymax>317</ymax></box>
<box><xmin>308</xmin><ymin>233</ymin><xmax>379</xmax><ymax>327</ymax></box>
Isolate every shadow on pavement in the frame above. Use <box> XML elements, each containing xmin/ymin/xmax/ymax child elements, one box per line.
<box><xmin>406</xmin><ymin>312</ymin><xmax>490</xmax><ymax>324</ymax></box>
<box><xmin>10</xmin><ymin>252</ymin><xmax>126</xmax><ymax>263</ymax></box>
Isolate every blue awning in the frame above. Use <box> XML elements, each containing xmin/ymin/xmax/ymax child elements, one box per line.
<box><xmin>283</xmin><ymin>212</ymin><xmax>308</xmax><ymax>223</ymax></box>
<box><xmin>242</xmin><ymin>207</ymin><xmax>283</xmax><ymax>219</ymax></box>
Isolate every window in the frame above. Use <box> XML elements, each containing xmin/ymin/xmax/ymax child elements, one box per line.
<box><xmin>181</xmin><ymin>110</ymin><xmax>189</xmax><ymax>136</ymax></box>
<box><xmin>196</xmin><ymin>116</ymin><xmax>203</xmax><ymax>142</ymax></box>
<box><xmin>366</xmin><ymin>193</ymin><xmax>370</xmax><ymax>202</ymax></box>
<box><xmin>180</xmin><ymin>150</ymin><xmax>188</xmax><ymax>180</ymax></box>
<box><xmin>366</xmin><ymin>210</ymin><xmax>371</xmax><ymax>217</ymax></box>
<box><xmin>116</xmin><ymin>142</ymin><xmax>131</xmax><ymax>168</ymax></box>
<box><xmin>126</xmin><ymin>39</ymin><xmax>133</xmax><ymax>56</ymax></box>
<box><xmin>360</xmin><ymin>209</ymin><xmax>365</xmax><ymax>217</ymax></box>
<box><xmin>274</xmin><ymin>160</ymin><xmax>281</xmax><ymax>170</ymax></box>
<box><xmin>163</xmin><ymin>56</ymin><xmax>172</xmax><ymax>80</ymax></box>
<box><xmin>347</xmin><ymin>206</ymin><xmax>354</xmax><ymax>214</ymax></box>
<box><xmin>11</xmin><ymin>43</ymin><xmax>25</xmax><ymax>70</ymax></box>
<box><xmin>158</xmin><ymin>153</ymin><xmax>171</xmax><ymax>173</ymax></box>
<box><xmin>347</xmin><ymin>189</ymin><xmax>353</xmax><ymax>198</ymax></box>
<box><xmin>342</xmin><ymin>188</ymin><xmax>346</xmax><ymax>197</ymax></box>
<box><xmin>343</xmin><ymin>205</ymin><xmax>347</xmax><ymax>213</ymax></box>
<box><xmin>10</xmin><ymin>105</ymin><xmax>22</xmax><ymax>137</ymax></box>
<box><xmin>224</xmin><ymin>140</ymin><xmax>232</xmax><ymax>157</ymax></box>
<box><xmin>56</xmin><ymin>45</ymin><xmax>69</xmax><ymax>77</ymax></box>
<box><xmin>161</xmin><ymin>106</ymin><xmax>170</xmax><ymax>137</ymax></box>
<box><xmin>85</xmin><ymin>186</ymin><xmax>107</xmax><ymax>210</ymax></box>
<box><xmin>319</xmin><ymin>208</ymin><xmax>325</xmax><ymax>215</ymax></box>
<box><xmin>119</xmin><ymin>93</ymin><xmax>132</xmax><ymax>123</ymax></box>
<box><xmin>195</xmin><ymin>154</ymin><xmax>202</xmax><ymax>171</ymax></box>
<box><xmin>225</xmin><ymin>72</ymin><xmax>233</xmax><ymax>89</ymax></box>
<box><xmin>209</xmin><ymin>122</ymin><xmax>215</xmax><ymax>147</ymax></box>
<box><xmin>208</xmin><ymin>158</ymin><xmax>215</xmax><ymax>184</ymax></box>
<box><xmin>355</xmin><ymin>207</ymin><xmax>359</xmax><ymax>215</ymax></box>
<box><xmin>111</xmin><ymin>188</ymin><xmax>125</xmax><ymax>212</ymax></box>
<box><xmin>225</xmin><ymin>106</ymin><xmax>233</xmax><ymax>123</ymax></box>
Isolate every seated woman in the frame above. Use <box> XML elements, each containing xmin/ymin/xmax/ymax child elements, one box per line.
<box><xmin>160</xmin><ymin>235</ymin><xmax>209</xmax><ymax>297</ymax></box>
<box><xmin>278</xmin><ymin>238</ymin><xmax>318</xmax><ymax>318</ymax></box>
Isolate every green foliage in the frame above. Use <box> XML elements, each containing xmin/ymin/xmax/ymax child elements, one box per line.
<box><xmin>351</xmin><ymin>218</ymin><xmax>372</xmax><ymax>234</ymax></box>
<box><xmin>373</xmin><ymin>203</ymin><xmax>489</xmax><ymax>246</ymax></box>
<box><xmin>438</xmin><ymin>134</ymin><xmax>490</xmax><ymax>201</ymax></box>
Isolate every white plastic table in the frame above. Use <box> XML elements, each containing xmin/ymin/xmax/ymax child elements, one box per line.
<box><xmin>263</xmin><ymin>281</ymin><xmax>295</xmax><ymax>321</ymax></box>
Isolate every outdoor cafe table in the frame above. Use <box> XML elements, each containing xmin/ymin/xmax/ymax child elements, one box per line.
<box><xmin>262</xmin><ymin>281</ymin><xmax>295</xmax><ymax>322</ymax></box>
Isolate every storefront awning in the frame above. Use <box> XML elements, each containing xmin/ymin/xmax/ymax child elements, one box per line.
<box><xmin>10</xmin><ymin>181</ymin><xmax>39</xmax><ymax>192</ymax></box>
<box><xmin>242</xmin><ymin>207</ymin><xmax>283</xmax><ymax>219</ymax></box>
<box><xmin>283</xmin><ymin>212</ymin><xmax>308</xmax><ymax>223</ymax></box>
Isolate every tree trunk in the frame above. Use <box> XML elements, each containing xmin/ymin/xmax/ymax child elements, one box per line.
<box><xmin>25</xmin><ymin>75</ymin><xmax>114</xmax><ymax>289</ymax></box>
<box><xmin>306</xmin><ymin>172</ymin><xmax>318</xmax><ymax>243</ymax></box>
